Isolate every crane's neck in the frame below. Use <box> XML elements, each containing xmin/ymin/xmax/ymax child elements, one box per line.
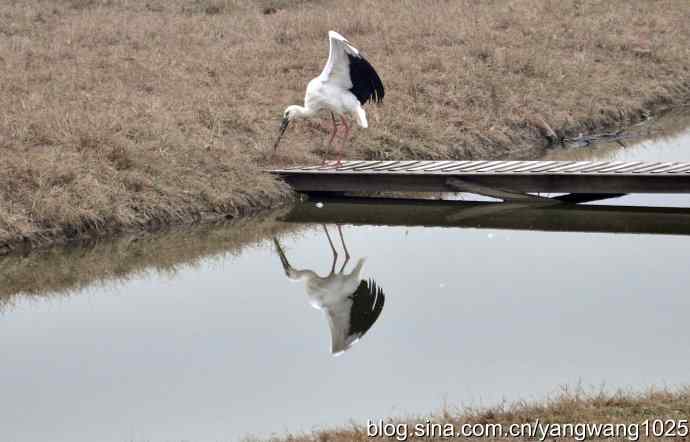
<box><xmin>289</xmin><ymin>105</ymin><xmax>316</xmax><ymax>120</ymax></box>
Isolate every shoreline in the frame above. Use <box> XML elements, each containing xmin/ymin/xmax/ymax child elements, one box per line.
<box><xmin>2</xmin><ymin>0</ymin><xmax>690</xmax><ymax>256</ymax></box>
<box><xmin>3</xmin><ymin>101</ymin><xmax>689</xmax><ymax>257</ymax></box>
<box><xmin>0</xmin><ymin>190</ymin><xmax>295</xmax><ymax>257</ymax></box>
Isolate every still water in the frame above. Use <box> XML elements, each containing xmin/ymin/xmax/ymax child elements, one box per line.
<box><xmin>2</xmin><ymin>124</ymin><xmax>690</xmax><ymax>442</ymax></box>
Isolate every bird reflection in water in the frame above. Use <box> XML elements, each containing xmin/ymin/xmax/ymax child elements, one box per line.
<box><xmin>273</xmin><ymin>225</ymin><xmax>385</xmax><ymax>355</ymax></box>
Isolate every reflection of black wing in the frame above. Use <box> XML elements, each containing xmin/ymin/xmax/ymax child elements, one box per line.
<box><xmin>326</xmin><ymin>278</ymin><xmax>385</xmax><ymax>355</ymax></box>
<box><xmin>349</xmin><ymin>279</ymin><xmax>385</xmax><ymax>337</ymax></box>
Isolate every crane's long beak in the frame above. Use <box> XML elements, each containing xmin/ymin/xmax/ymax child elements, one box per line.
<box><xmin>272</xmin><ymin>237</ymin><xmax>292</xmax><ymax>276</ymax></box>
<box><xmin>273</xmin><ymin>116</ymin><xmax>289</xmax><ymax>152</ymax></box>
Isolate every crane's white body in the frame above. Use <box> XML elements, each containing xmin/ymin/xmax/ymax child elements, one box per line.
<box><xmin>274</xmin><ymin>31</ymin><xmax>384</xmax><ymax>159</ymax></box>
<box><xmin>285</xmin><ymin>31</ymin><xmax>371</xmax><ymax>126</ymax></box>
<box><xmin>303</xmin><ymin>78</ymin><xmax>368</xmax><ymax>128</ymax></box>
<box><xmin>305</xmin><ymin>31</ymin><xmax>368</xmax><ymax>127</ymax></box>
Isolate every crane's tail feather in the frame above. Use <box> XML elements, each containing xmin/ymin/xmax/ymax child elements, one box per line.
<box><xmin>355</xmin><ymin>107</ymin><xmax>368</xmax><ymax>128</ymax></box>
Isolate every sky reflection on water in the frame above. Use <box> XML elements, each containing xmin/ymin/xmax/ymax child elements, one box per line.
<box><xmin>2</xmin><ymin>127</ymin><xmax>690</xmax><ymax>442</ymax></box>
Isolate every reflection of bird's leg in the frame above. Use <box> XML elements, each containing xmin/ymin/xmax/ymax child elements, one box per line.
<box><xmin>337</xmin><ymin>225</ymin><xmax>350</xmax><ymax>273</ymax></box>
<box><xmin>323</xmin><ymin>224</ymin><xmax>338</xmax><ymax>275</ymax></box>
<box><xmin>322</xmin><ymin>112</ymin><xmax>338</xmax><ymax>165</ymax></box>
<box><xmin>335</xmin><ymin>116</ymin><xmax>350</xmax><ymax>165</ymax></box>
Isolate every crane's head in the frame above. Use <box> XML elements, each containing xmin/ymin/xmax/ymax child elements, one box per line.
<box><xmin>273</xmin><ymin>105</ymin><xmax>303</xmax><ymax>152</ymax></box>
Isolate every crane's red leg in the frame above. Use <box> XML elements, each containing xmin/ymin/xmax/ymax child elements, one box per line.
<box><xmin>322</xmin><ymin>112</ymin><xmax>338</xmax><ymax>165</ymax></box>
<box><xmin>335</xmin><ymin>116</ymin><xmax>350</xmax><ymax>165</ymax></box>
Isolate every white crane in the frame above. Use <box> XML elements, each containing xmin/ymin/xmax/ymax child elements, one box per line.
<box><xmin>273</xmin><ymin>225</ymin><xmax>385</xmax><ymax>355</ymax></box>
<box><xmin>273</xmin><ymin>31</ymin><xmax>385</xmax><ymax>164</ymax></box>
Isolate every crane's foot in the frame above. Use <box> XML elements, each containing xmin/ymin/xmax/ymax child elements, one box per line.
<box><xmin>320</xmin><ymin>160</ymin><xmax>342</xmax><ymax>167</ymax></box>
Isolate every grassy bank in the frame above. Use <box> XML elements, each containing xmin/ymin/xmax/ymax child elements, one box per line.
<box><xmin>2</xmin><ymin>0</ymin><xmax>690</xmax><ymax>253</ymax></box>
<box><xmin>249</xmin><ymin>387</ymin><xmax>690</xmax><ymax>441</ymax></box>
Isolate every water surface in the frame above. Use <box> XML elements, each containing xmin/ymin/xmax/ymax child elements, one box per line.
<box><xmin>2</xmin><ymin>123</ymin><xmax>690</xmax><ymax>442</ymax></box>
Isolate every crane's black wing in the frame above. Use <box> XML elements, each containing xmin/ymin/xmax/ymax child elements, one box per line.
<box><xmin>347</xmin><ymin>53</ymin><xmax>385</xmax><ymax>105</ymax></box>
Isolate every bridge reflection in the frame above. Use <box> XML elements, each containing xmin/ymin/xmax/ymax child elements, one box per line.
<box><xmin>280</xmin><ymin>196</ymin><xmax>690</xmax><ymax>236</ymax></box>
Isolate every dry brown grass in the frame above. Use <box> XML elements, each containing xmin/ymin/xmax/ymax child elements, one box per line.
<box><xmin>250</xmin><ymin>386</ymin><xmax>690</xmax><ymax>441</ymax></box>
<box><xmin>2</xmin><ymin>0</ymin><xmax>690</xmax><ymax>252</ymax></box>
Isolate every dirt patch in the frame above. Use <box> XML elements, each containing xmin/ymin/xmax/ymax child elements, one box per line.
<box><xmin>1</xmin><ymin>0</ymin><xmax>690</xmax><ymax>253</ymax></box>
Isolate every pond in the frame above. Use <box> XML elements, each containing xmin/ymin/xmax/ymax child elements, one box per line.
<box><xmin>2</xmin><ymin>117</ymin><xmax>690</xmax><ymax>441</ymax></box>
